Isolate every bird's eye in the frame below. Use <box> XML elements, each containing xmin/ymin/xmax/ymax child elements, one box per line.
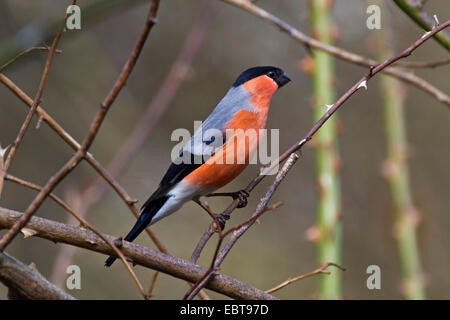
<box><xmin>267</xmin><ymin>71</ymin><xmax>276</xmax><ymax>79</ymax></box>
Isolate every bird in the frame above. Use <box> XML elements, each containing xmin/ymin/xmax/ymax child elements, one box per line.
<box><xmin>105</xmin><ymin>66</ymin><xmax>290</xmax><ymax>267</ymax></box>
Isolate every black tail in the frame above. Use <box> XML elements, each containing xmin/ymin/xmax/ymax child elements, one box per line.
<box><xmin>104</xmin><ymin>196</ymin><xmax>168</xmax><ymax>267</ymax></box>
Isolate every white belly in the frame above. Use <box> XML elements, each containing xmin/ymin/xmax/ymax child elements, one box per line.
<box><xmin>149</xmin><ymin>181</ymin><xmax>214</xmax><ymax>225</ymax></box>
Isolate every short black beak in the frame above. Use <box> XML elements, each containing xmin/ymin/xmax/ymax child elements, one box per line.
<box><xmin>276</xmin><ymin>72</ymin><xmax>291</xmax><ymax>87</ymax></box>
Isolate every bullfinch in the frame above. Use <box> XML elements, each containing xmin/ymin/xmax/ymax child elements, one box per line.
<box><xmin>105</xmin><ymin>66</ymin><xmax>290</xmax><ymax>267</ymax></box>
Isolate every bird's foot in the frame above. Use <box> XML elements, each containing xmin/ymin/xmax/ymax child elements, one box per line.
<box><xmin>213</xmin><ymin>213</ymin><xmax>230</xmax><ymax>230</ymax></box>
<box><xmin>206</xmin><ymin>189</ymin><xmax>250</xmax><ymax>208</ymax></box>
<box><xmin>232</xmin><ymin>189</ymin><xmax>250</xmax><ymax>208</ymax></box>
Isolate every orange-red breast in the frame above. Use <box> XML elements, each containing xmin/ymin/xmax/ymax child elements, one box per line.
<box><xmin>105</xmin><ymin>66</ymin><xmax>290</xmax><ymax>267</ymax></box>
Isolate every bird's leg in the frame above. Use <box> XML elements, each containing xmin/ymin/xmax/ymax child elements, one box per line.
<box><xmin>193</xmin><ymin>197</ymin><xmax>227</xmax><ymax>231</ymax></box>
<box><xmin>193</xmin><ymin>197</ymin><xmax>214</xmax><ymax>215</ymax></box>
<box><xmin>206</xmin><ymin>189</ymin><xmax>250</xmax><ymax>208</ymax></box>
<box><xmin>213</xmin><ymin>213</ymin><xmax>230</xmax><ymax>230</ymax></box>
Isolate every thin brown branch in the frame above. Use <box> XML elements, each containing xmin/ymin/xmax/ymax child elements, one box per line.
<box><xmin>0</xmin><ymin>2</ymin><xmax>74</xmax><ymax>199</ymax></box>
<box><xmin>216</xmin><ymin>153</ymin><xmax>300</xmax><ymax>262</ymax></box>
<box><xmin>49</xmin><ymin>1</ymin><xmax>213</xmax><ymax>297</ymax></box>
<box><xmin>186</xmin><ymin>153</ymin><xmax>299</xmax><ymax>299</ymax></box>
<box><xmin>3</xmin><ymin>174</ymin><xmax>148</xmax><ymax>299</ymax></box>
<box><xmin>0</xmin><ymin>251</ymin><xmax>75</xmax><ymax>300</ymax></box>
<box><xmin>63</xmin><ymin>0</ymin><xmax>213</xmax><ymax>236</ymax></box>
<box><xmin>395</xmin><ymin>58</ymin><xmax>450</xmax><ymax>68</ymax></box>
<box><xmin>0</xmin><ymin>46</ymin><xmax>62</xmax><ymax>72</ymax></box>
<box><xmin>194</xmin><ymin>197</ymin><xmax>222</xmax><ymax>233</ymax></box>
<box><xmin>190</xmin><ymin>224</ymin><xmax>215</xmax><ymax>264</ymax></box>
<box><xmin>0</xmin><ymin>145</ymin><xmax>9</xmax><ymax>197</ymax></box>
<box><xmin>0</xmin><ymin>73</ymin><xmax>167</xmax><ymax>253</ymax></box>
<box><xmin>191</xmin><ymin>201</ymin><xmax>281</xmax><ymax>264</ymax></box>
<box><xmin>218</xmin><ymin>18</ymin><xmax>450</xmax><ymax>256</ymax></box>
<box><xmin>184</xmin><ymin>235</ymin><xmax>223</xmax><ymax>300</ymax></box>
<box><xmin>0</xmin><ymin>207</ymin><xmax>277</xmax><ymax>300</ymax></box>
<box><xmin>266</xmin><ymin>262</ymin><xmax>345</xmax><ymax>294</ymax></box>
<box><xmin>185</xmin><ymin>198</ymin><xmax>226</xmax><ymax>300</ymax></box>
<box><xmin>5</xmin><ymin>174</ymin><xmax>85</xmax><ymax>226</ymax></box>
<box><xmin>184</xmin><ymin>198</ymin><xmax>227</xmax><ymax>300</ymax></box>
<box><xmin>147</xmin><ymin>271</ymin><xmax>159</xmax><ymax>299</ymax></box>
<box><xmin>189</xmin><ymin>19</ymin><xmax>450</xmax><ymax>297</ymax></box>
<box><xmin>0</xmin><ymin>0</ymin><xmax>160</xmax><ymax>252</ymax></box>
<box><xmin>221</xmin><ymin>0</ymin><xmax>450</xmax><ymax>108</ymax></box>
<box><xmin>94</xmin><ymin>0</ymin><xmax>214</xmax><ymax>190</ymax></box>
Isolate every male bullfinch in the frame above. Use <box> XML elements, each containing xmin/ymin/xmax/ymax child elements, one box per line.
<box><xmin>105</xmin><ymin>66</ymin><xmax>290</xmax><ymax>267</ymax></box>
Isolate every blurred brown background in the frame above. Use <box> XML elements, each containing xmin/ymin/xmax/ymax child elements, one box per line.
<box><xmin>0</xmin><ymin>0</ymin><xmax>449</xmax><ymax>299</ymax></box>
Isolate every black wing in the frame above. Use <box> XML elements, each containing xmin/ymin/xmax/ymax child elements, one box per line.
<box><xmin>141</xmin><ymin>128</ymin><xmax>227</xmax><ymax>210</ymax></box>
<box><xmin>140</xmin><ymin>151</ymin><xmax>203</xmax><ymax>210</ymax></box>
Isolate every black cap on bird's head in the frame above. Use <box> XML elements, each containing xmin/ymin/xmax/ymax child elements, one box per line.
<box><xmin>232</xmin><ymin>66</ymin><xmax>291</xmax><ymax>88</ymax></box>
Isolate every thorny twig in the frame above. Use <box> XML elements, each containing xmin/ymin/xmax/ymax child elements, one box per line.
<box><xmin>187</xmin><ymin>19</ymin><xmax>450</xmax><ymax>299</ymax></box>
<box><xmin>0</xmin><ymin>0</ymin><xmax>448</xmax><ymax>301</ymax></box>
<box><xmin>266</xmin><ymin>262</ymin><xmax>346</xmax><ymax>294</ymax></box>
<box><xmin>0</xmin><ymin>1</ymin><xmax>161</xmax><ymax>300</ymax></box>
<box><xmin>393</xmin><ymin>0</ymin><xmax>450</xmax><ymax>51</ymax></box>
<box><xmin>186</xmin><ymin>153</ymin><xmax>299</xmax><ymax>299</ymax></box>
<box><xmin>221</xmin><ymin>0</ymin><xmax>450</xmax><ymax>108</ymax></box>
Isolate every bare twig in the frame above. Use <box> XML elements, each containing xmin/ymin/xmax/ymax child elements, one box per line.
<box><xmin>96</xmin><ymin>0</ymin><xmax>214</xmax><ymax>188</ymax></box>
<box><xmin>216</xmin><ymin>153</ymin><xmax>300</xmax><ymax>261</ymax></box>
<box><xmin>5</xmin><ymin>174</ymin><xmax>85</xmax><ymax>225</ymax></box>
<box><xmin>397</xmin><ymin>58</ymin><xmax>450</xmax><ymax>68</ymax></box>
<box><xmin>186</xmin><ymin>153</ymin><xmax>299</xmax><ymax>299</ymax></box>
<box><xmin>0</xmin><ymin>0</ymin><xmax>148</xmax><ymax>66</ymax></box>
<box><xmin>0</xmin><ymin>252</ymin><xmax>75</xmax><ymax>300</ymax></box>
<box><xmin>0</xmin><ymin>46</ymin><xmax>62</xmax><ymax>72</ymax></box>
<box><xmin>393</xmin><ymin>0</ymin><xmax>450</xmax><ymax>51</ymax></box>
<box><xmin>64</xmin><ymin>0</ymin><xmax>213</xmax><ymax>232</ymax></box>
<box><xmin>266</xmin><ymin>262</ymin><xmax>345</xmax><ymax>294</ymax></box>
<box><xmin>0</xmin><ymin>145</ymin><xmax>9</xmax><ymax>197</ymax></box>
<box><xmin>188</xmin><ymin>19</ymin><xmax>450</xmax><ymax>297</ymax></box>
<box><xmin>147</xmin><ymin>271</ymin><xmax>160</xmax><ymax>298</ymax></box>
<box><xmin>184</xmin><ymin>198</ymin><xmax>226</xmax><ymax>300</ymax></box>
<box><xmin>189</xmin><ymin>204</ymin><xmax>285</xmax><ymax>265</ymax></box>
<box><xmin>192</xmin><ymin>18</ymin><xmax>450</xmax><ymax>266</ymax></box>
<box><xmin>185</xmin><ymin>197</ymin><xmax>233</xmax><ymax>300</ymax></box>
<box><xmin>0</xmin><ymin>73</ymin><xmax>167</xmax><ymax>253</ymax></box>
<box><xmin>0</xmin><ymin>2</ymin><xmax>75</xmax><ymax>199</ymax></box>
<box><xmin>194</xmin><ymin>198</ymin><xmax>223</xmax><ymax>233</ymax></box>
<box><xmin>0</xmin><ymin>207</ymin><xmax>277</xmax><ymax>300</ymax></box>
<box><xmin>49</xmin><ymin>1</ymin><xmax>213</xmax><ymax>297</ymax></box>
<box><xmin>0</xmin><ymin>0</ymin><xmax>161</xmax><ymax>252</ymax></box>
<box><xmin>190</xmin><ymin>224</ymin><xmax>216</xmax><ymax>263</ymax></box>
<box><xmin>221</xmin><ymin>0</ymin><xmax>450</xmax><ymax>108</ymax></box>
<box><xmin>1</xmin><ymin>0</ymin><xmax>447</xmax><ymax>300</ymax></box>
<box><xmin>184</xmin><ymin>234</ymin><xmax>223</xmax><ymax>300</ymax></box>
<box><xmin>3</xmin><ymin>173</ymin><xmax>149</xmax><ymax>299</ymax></box>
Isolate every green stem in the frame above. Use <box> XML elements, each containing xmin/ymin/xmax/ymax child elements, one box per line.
<box><xmin>310</xmin><ymin>0</ymin><xmax>342</xmax><ymax>300</ymax></box>
<box><xmin>393</xmin><ymin>0</ymin><xmax>450</xmax><ymax>51</ymax></box>
<box><xmin>377</xmin><ymin>6</ymin><xmax>426</xmax><ymax>299</ymax></box>
<box><xmin>379</xmin><ymin>74</ymin><xmax>425</xmax><ymax>300</ymax></box>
